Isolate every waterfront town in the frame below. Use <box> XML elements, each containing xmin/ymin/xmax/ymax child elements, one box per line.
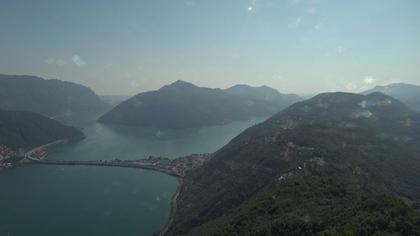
<box><xmin>0</xmin><ymin>144</ymin><xmax>48</xmax><ymax>170</ymax></box>
<box><xmin>29</xmin><ymin>153</ymin><xmax>212</xmax><ymax>178</ymax></box>
<box><xmin>126</xmin><ymin>153</ymin><xmax>212</xmax><ymax>177</ymax></box>
<box><xmin>0</xmin><ymin>146</ymin><xmax>26</xmax><ymax>169</ymax></box>
<box><xmin>1</xmin><ymin>142</ymin><xmax>212</xmax><ymax>178</ymax></box>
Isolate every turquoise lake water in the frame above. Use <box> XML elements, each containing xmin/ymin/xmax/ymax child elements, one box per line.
<box><xmin>0</xmin><ymin>118</ymin><xmax>265</xmax><ymax>236</ymax></box>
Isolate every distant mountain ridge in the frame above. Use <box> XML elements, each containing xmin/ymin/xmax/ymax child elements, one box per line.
<box><xmin>99</xmin><ymin>95</ymin><xmax>131</xmax><ymax>107</ymax></box>
<box><xmin>363</xmin><ymin>83</ymin><xmax>420</xmax><ymax>112</ymax></box>
<box><xmin>0</xmin><ymin>109</ymin><xmax>84</xmax><ymax>149</ymax></box>
<box><xmin>98</xmin><ymin>80</ymin><xmax>302</xmax><ymax>128</ymax></box>
<box><xmin>166</xmin><ymin>92</ymin><xmax>420</xmax><ymax>235</ymax></box>
<box><xmin>225</xmin><ymin>84</ymin><xmax>301</xmax><ymax>104</ymax></box>
<box><xmin>0</xmin><ymin>74</ymin><xmax>110</xmax><ymax>121</ymax></box>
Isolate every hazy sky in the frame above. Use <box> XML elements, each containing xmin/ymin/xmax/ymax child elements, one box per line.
<box><xmin>1</xmin><ymin>0</ymin><xmax>419</xmax><ymax>95</ymax></box>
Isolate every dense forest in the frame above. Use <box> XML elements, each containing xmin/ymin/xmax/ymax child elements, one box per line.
<box><xmin>0</xmin><ymin>109</ymin><xmax>84</xmax><ymax>149</ymax></box>
<box><xmin>166</xmin><ymin>92</ymin><xmax>420</xmax><ymax>235</ymax></box>
<box><xmin>98</xmin><ymin>80</ymin><xmax>301</xmax><ymax>128</ymax></box>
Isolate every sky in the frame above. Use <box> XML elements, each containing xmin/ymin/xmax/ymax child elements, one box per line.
<box><xmin>0</xmin><ymin>0</ymin><xmax>419</xmax><ymax>95</ymax></box>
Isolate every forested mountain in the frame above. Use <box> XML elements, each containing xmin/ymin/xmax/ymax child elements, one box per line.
<box><xmin>166</xmin><ymin>92</ymin><xmax>420</xmax><ymax>235</ymax></box>
<box><xmin>0</xmin><ymin>109</ymin><xmax>84</xmax><ymax>149</ymax></box>
<box><xmin>225</xmin><ymin>84</ymin><xmax>301</xmax><ymax>105</ymax></box>
<box><xmin>98</xmin><ymin>80</ymin><xmax>301</xmax><ymax>128</ymax></box>
<box><xmin>0</xmin><ymin>74</ymin><xmax>110</xmax><ymax>120</ymax></box>
<box><xmin>363</xmin><ymin>83</ymin><xmax>420</xmax><ymax>112</ymax></box>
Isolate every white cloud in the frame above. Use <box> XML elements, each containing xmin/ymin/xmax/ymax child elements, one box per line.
<box><xmin>344</xmin><ymin>81</ymin><xmax>358</xmax><ymax>91</ymax></box>
<box><xmin>288</xmin><ymin>17</ymin><xmax>302</xmax><ymax>28</ymax></box>
<box><xmin>72</xmin><ymin>55</ymin><xmax>87</xmax><ymax>67</ymax></box>
<box><xmin>364</xmin><ymin>76</ymin><xmax>376</xmax><ymax>85</ymax></box>
<box><xmin>337</xmin><ymin>45</ymin><xmax>346</xmax><ymax>54</ymax></box>
<box><xmin>45</xmin><ymin>58</ymin><xmax>67</xmax><ymax>67</ymax></box>
<box><xmin>340</xmin><ymin>77</ymin><xmax>379</xmax><ymax>92</ymax></box>
<box><xmin>248</xmin><ymin>0</ymin><xmax>258</xmax><ymax>12</ymax></box>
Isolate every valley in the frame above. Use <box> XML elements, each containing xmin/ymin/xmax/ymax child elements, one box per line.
<box><xmin>1</xmin><ymin>74</ymin><xmax>420</xmax><ymax>235</ymax></box>
<box><xmin>1</xmin><ymin>76</ymin><xmax>420</xmax><ymax>235</ymax></box>
<box><xmin>1</xmin><ymin>2</ymin><xmax>419</xmax><ymax>235</ymax></box>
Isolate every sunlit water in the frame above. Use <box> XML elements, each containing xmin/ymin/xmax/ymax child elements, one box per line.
<box><xmin>0</xmin><ymin>117</ymin><xmax>266</xmax><ymax>236</ymax></box>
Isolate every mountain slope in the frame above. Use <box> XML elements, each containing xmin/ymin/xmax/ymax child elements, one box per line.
<box><xmin>99</xmin><ymin>95</ymin><xmax>131</xmax><ymax>107</ymax></box>
<box><xmin>98</xmin><ymin>81</ymin><xmax>301</xmax><ymax>128</ymax></box>
<box><xmin>0</xmin><ymin>109</ymin><xmax>84</xmax><ymax>149</ymax></box>
<box><xmin>0</xmin><ymin>74</ymin><xmax>110</xmax><ymax>120</ymax></box>
<box><xmin>363</xmin><ymin>83</ymin><xmax>420</xmax><ymax>112</ymax></box>
<box><xmin>188</xmin><ymin>177</ymin><xmax>420</xmax><ymax>236</ymax></box>
<box><xmin>166</xmin><ymin>92</ymin><xmax>420</xmax><ymax>235</ymax></box>
<box><xmin>224</xmin><ymin>84</ymin><xmax>302</xmax><ymax>115</ymax></box>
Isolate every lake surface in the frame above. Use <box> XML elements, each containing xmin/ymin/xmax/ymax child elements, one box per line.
<box><xmin>0</xmin><ymin>118</ymin><xmax>266</xmax><ymax>236</ymax></box>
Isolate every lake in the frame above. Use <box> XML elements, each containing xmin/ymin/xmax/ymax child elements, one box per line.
<box><xmin>0</xmin><ymin>118</ymin><xmax>265</xmax><ymax>236</ymax></box>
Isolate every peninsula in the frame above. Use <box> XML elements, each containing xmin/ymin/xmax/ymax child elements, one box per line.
<box><xmin>0</xmin><ymin>109</ymin><xmax>84</xmax><ymax>170</ymax></box>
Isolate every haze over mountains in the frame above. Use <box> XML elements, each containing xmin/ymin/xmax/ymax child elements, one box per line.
<box><xmin>166</xmin><ymin>92</ymin><xmax>420</xmax><ymax>235</ymax></box>
<box><xmin>0</xmin><ymin>73</ymin><xmax>420</xmax><ymax>235</ymax></box>
<box><xmin>0</xmin><ymin>74</ymin><xmax>110</xmax><ymax>122</ymax></box>
<box><xmin>0</xmin><ymin>74</ymin><xmax>102</xmax><ymax>152</ymax></box>
<box><xmin>98</xmin><ymin>80</ymin><xmax>301</xmax><ymax>129</ymax></box>
<box><xmin>99</xmin><ymin>95</ymin><xmax>131</xmax><ymax>107</ymax></box>
<box><xmin>0</xmin><ymin>109</ymin><xmax>84</xmax><ymax>149</ymax></box>
<box><xmin>363</xmin><ymin>83</ymin><xmax>420</xmax><ymax>112</ymax></box>
<box><xmin>1</xmin><ymin>1</ymin><xmax>419</xmax><ymax>234</ymax></box>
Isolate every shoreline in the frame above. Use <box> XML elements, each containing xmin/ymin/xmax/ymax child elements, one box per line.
<box><xmin>0</xmin><ymin>139</ymin><xmax>67</xmax><ymax>170</ymax></box>
<box><xmin>24</xmin><ymin>139</ymin><xmax>67</xmax><ymax>161</ymax></box>
<box><xmin>29</xmin><ymin>158</ymin><xmax>184</xmax><ymax>236</ymax></box>
<box><xmin>159</xmin><ymin>177</ymin><xmax>183</xmax><ymax>236</ymax></box>
<box><xmin>24</xmin><ymin>153</ymin><xmax>212</xmax><ymax>236</ymax></box>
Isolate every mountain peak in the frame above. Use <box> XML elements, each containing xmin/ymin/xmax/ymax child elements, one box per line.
<box><xmin>166</xmin><ymin>91</ymin><xmax>420</xmax><ymax>236</ymax></box>
<box><xmin>227</xmin><ymin>84</ymin><xmax>278</xmax><ymax>92</ymax></box>
<box><xmin>309</xmin><ymin>92</ymin><xmax>400</xmax><ymax>106</ymax></box>
<box><xmin>364</xmin><ymin>82</ymin><xmax>420</xmax><ymax>93</ymax></box>
<box><xmin>99</xmin><ymin>81</ymin><xmax>301</xmax><ymax>128</ymax></box>
<box><xmin>262</xmin><ymin>92</ymin><xmax>414</xmax><ymax>132</ymax></box>
<box><xmin>362</xmin><ymin>83</ymin><xmax>420</xmax><ymax>112</ymax></box>
<box><xmin>0</xmin><ymin>74</ymin><xmax>109</xmax><ymax>119</ymax></box>
<box><xmin>169</xmin><ymin>80</ymin><xmax>197</xmax><ymax>88</ymax></box>
<box><xmin>158</xmin><ymin>80</ymin><xmax>198</xmax><ymax>92</ymax></box>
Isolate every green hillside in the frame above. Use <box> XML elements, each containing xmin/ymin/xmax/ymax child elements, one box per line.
<box><xmin>363</xmin><ymin>83</ymin><xmax>420</xmax><ymax>112</ymax></box>
<box><xmin>0</xmin><ymin>109</ymin><xmax>84</xmax><ymax>149</ymax></box>
<box><xmin>0</xmin><ymin>74</ymin><xmax>110</xmax><ymax>121</ymax></box>
<box><xmin>166</xmin><ymin>92</ymin><xmax>420</xmax><ymax>235</ymax></box>
<box><xmin>98</xmin><ymin>80</ymin><xmax>301</xmax><ymax>129</ymax></box>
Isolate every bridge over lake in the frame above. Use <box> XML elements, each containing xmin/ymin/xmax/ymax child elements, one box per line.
<box><xmin>27</xmin><ymin>153</ymin><xmax>211</xmax><ymax>178</ymax></box>
<box><xmin>28</xmin><ymin>159</ymin><xmax>184</xmax><ymax>177</ymax></box>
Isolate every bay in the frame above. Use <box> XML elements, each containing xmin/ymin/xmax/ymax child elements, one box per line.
<box><xmin>0</xmin><ymin>117</ymin><xmax>265</xmax><ymax>236</ymax></box>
